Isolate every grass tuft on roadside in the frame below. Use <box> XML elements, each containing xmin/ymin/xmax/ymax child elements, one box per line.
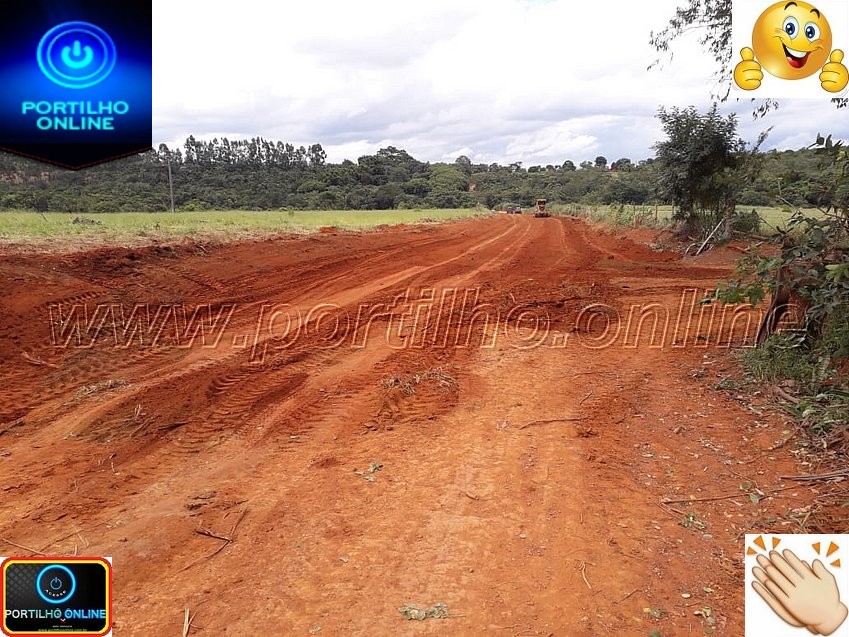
<box><xmin>738</xmin><ymin>334</ymin><xmax>848</xmax><ymax>436</ymax></box>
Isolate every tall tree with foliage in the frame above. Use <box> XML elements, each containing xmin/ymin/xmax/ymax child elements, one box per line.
<box><xmin>653</xmin><ymin>105</ymin><xmax>746</xmax><ymax>234</ymax></box>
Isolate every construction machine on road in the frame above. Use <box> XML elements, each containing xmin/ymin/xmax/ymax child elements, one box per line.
<box><xmin>533</xmin><ymin>198</ymin><xmax>550</xmax><ymax>218</ymax></box>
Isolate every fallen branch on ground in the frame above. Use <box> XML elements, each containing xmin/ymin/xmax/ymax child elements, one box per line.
<box><xmin>181</xmin><ymin>608</ymin><xmax>195</xmax><ymax>637</ymax></box>
<box><xmin>519</xmin><ymin>417</ymin><xmax>589</xmax><ymax>430</ymax></box>
<box><xmin>156</xmin><ymin>421</ymin><xmax>188</xmax><ymax>432</ymax></box>
<box><xmin>657</xmin><ymin>502</ymin><xmax>687</xmax><ymax>518</ymax></box>
<box><xmin>20</xmin><ymin>352</ymin><xmax>58</xmax><ymax>369</ymax></box>
<box><xmin>617</xmin><ymin>588</ymin><xmax>640</xmax><ymax>603</ymax></box>
<box><xmin>39</xmin><ymin>521</ymin><xmax>109</xmax><ymax>553</ymax></box>
<box><xmin>661</xmin><ymin>485</ymin><xmax>802</xmax><ymax>505</ymax></box>
<box><xmin>578</xmin><ymin>561</ymin><xmax>592</xmax><ymax>589</ymax></box>
<box><xmin>766</xmin><ymin>427</ymin><xmax>803</xmax><ymax>452</ymax></box>
<box><xmin>1</xmin><ymin>538</ymin><xmax>46</xmax><ymax>556</ymax></box>
<box><xmin>195</xmin><ymin>528</ymin><xmax>232</xmax><ymax>542</ymax></box>
<box><xmin>180</xmin><ymin>508</ymin><xmax>248</xmax><ymax>573</ymax></box>
<box><xmin>780</xmin><ymin>469</ymin><xmax>849</xmax><ymax>482</ymax></box>
<box><xmin>773</xmin><ymin>386</ymin><xmax>801</xmax><ymax>405</ymax></box>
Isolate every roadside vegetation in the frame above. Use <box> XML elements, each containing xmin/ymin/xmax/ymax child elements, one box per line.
<box><xmin>651</xmin><ymin>6</ymin><xmax>849</xmax><ymax>456</ymax></box>
<box><xmin>718</xmin><ymin>197</ymin><xmax>849</xmax><ymax>442</ymax></box>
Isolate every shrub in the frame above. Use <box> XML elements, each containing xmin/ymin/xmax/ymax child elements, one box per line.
<box><xmin>731</xmin><ymin>209</ymin><xmax>762</xmax><ymax>235</ymax></box>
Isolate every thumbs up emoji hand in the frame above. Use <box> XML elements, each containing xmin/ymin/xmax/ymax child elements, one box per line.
<box><xmin>734</xmin><ymin>48</ymin><xmax>763</xmax><ymax>90</ymax></box>
<box><xmin>820</xmin><ymin>50</ymin><xmax>849</xmax><ymax>93</ymax></box>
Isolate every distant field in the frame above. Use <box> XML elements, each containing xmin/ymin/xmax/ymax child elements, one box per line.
<box><xmin>0</xmin><ymin>209</ymin><xmax>486</xmax><ymax>242</ymax></box>
<box><xmin>0</xmin><ymin>205</ymin><xmax>821</xmax><ymax>247</ymax></box>
<box><xmin>746</xmin><ymin>206</ymin><xmax>824</xmax><ymax>230</ymax></box>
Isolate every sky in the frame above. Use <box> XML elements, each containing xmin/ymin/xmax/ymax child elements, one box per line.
<box><xmin>153</xmin><ymin>0</ymin><xmax>849</xmax><ymax>166</ymax></box>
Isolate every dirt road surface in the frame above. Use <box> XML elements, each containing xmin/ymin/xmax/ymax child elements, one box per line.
<box><xmin>0</xmin><ymin>215</ymin><xmax>817</xmax><ymax>635</ymax></box>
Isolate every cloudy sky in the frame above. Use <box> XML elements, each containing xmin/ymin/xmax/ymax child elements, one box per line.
<box><xmin>153</xmin><ymin>0</ymin><xmax>849</xmax><ymax>165</ymax></box>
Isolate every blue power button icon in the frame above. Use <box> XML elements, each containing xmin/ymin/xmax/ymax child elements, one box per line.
<box><xmin>36</xmin><ymin>565</ymin><xmax>76</xmax><ymax>604</ymax></box>
<box><xmin>37</xmin><ymin>21</ymin><xmax>117</xmax><ymax>89</ymax></box>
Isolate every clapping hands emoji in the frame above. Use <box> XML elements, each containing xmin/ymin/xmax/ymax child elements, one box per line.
<box><xmin>752</xmin><ymin>549</ymin><xmax>848</xmax><ymax>635</ymax></box>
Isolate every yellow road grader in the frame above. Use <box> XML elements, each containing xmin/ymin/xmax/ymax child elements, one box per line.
<box><xmin>533</xmin><ymin>198</ymin><xmax>550</xmax><ymax>218</ymax></box>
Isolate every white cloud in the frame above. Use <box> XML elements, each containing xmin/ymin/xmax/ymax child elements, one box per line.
<box><xmin>152</xmin><ymin>0</ymin><xmax>849</xmax><ymax>165</ymax></box>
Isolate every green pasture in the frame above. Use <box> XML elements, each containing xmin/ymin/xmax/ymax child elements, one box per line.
<box><xmin>0</xmin><ymin>208</ymin><xmax>486</xmax><ymax>241</ymax></box>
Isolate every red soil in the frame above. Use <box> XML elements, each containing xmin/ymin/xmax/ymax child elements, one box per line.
<box><xmin>0</xmin><ymin>215</ymin><xmax>822</xmax><ymax>635</ymax></box>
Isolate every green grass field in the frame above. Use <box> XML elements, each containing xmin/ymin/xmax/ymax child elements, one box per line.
<box><xmin>0</xmin><ymin>204</ymin><xmax>821</xmax><ymax>248</ymax></box>
<box><xmin>0</xmin><ymin>208</ymin><xmax>486</xmax><ymax>242</ymax></box>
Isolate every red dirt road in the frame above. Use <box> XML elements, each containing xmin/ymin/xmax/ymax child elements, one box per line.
<box><xmin>0</xmin><ymin>215</ymin><xmax>816</xmax><ymax>635</ymax></box>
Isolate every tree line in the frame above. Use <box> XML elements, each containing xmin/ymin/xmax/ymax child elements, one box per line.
<box><xmin>0</xmin><ymin>133</ymin><xmax>840</xmax><ymax>214</ymax></box>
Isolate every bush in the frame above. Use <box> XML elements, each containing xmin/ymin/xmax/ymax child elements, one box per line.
<box><xmin>792</xmin><ymin>388</ymin><xmax>849</xmax><ymax>435</ymax></box>
<box><xmin>180</xmin><ymin>199</ymin><xmax>213</xmax><ymax>211</ymax></box>
<box><xmin>738</xmin><ymin>189</ymin><xmax>772</xmax><ymax>206</ymax></box>
<box><xmin>731</xmin><ymin>209</ymin><xmax>762</xmax><ymax>235</ymax></box>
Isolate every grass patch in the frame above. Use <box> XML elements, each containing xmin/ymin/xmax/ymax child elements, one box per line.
<box><xmin>398</xmin><ymin>602</ymin><xmax>450</xmax><ymax>621</ymax></box>
<box><xmin>739</xmin><ymin>335</ymin><xmax>818</xmax><ymax>390</ymax></box>
<box><xmin>713</xmin><ymin>377</ymin><xmax>743</xmax><ymax>392</ymax></box>
<box><xmin>793</xmin><ymin>389</ymin><xmax>849</xmax><ymax>436</ymax></box>
<box><xmin>353</xmin><ymin>461</ymin><xmax>383</xmax><ymax>483</ymax></box>
<box><xmin>739</xmin><ymin>334</ymin><xmax>849</xmax><ymax>435</ymax></box>
<box><xmin>553</xmin><ymin>203</ymin><xmax>673</xmax><ymax>227</ymax></box>
<box><xmin>679</xmin><ymin>512</ymin><xmax>707</xmax><ymax>531</ymax></box>
<box><xmin>558</xmin><ymin>204</ymin><xmax>822</xmax><ymax>234</ymax></box>
<box><xmin>0</xmin><ymin>209</ymin><xmax>486</xmax><ymax>242</ymax></box>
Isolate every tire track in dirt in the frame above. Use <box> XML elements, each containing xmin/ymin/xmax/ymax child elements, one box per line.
<box><xmin>111</xmin><ymin>219</ymin><xmax>524</xmax><ymax>458</ymax></box>
<box><xmin>0</xmin><ymin>218</ymin><xmax>528</xmax><ymax>517</ymax></box>
<box><xmin>0</xmin><ymin>223</ymin><xmax>503</xmax><ymax>430</ymax></box>
<box><xmin>43</xmin><ymin>222</ymin><xmax>523</xmax><ymax>439</ymax></box>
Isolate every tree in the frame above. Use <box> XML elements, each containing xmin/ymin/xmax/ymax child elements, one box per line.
<box><xmin>428</xmin><ymin>164</ymin><xmax>470</xmax><ymax>208</ymax></box>
<box><xmin>611</xmin><ymin>157</ymin><xmax>632</xmax><ymax>172</ymax></box>
<box><xmin>650</xmin><ymin>1</ymin><xmax>731</xmax><ymax>97</ymax></box>
<box><xmin>374</xmin><ymin>183</ymin><xmax>402</xmax><ymax>209</ymax></box>
<box><xmin>1</xmin><ymin>136</ymin><xmax>840</xmax><ymax>221</ymax></box>
<box><xmin>376</xmin><ymin>147</ymin><xmax>425</xmax><ymax>174</ymax></box>
<box><xmin>594</xmin><ymin>156</ymin><xmax>608</xmax><ymax>169</ymax></box>
<box><xmin>562</xmin><ymin>160</ymin><xmax>576</xmax><ymax>171</ymax></box>
<box><xmin>716</xmin><ymin>139</ymin><xmax>849</xmax><ymax>389</ymax></box>
<box><xmin>653</xmin><ymin>105</ymin><xmax>746</xmax><ymax>234</ymax></box>
<box><xmin>602</xmin><ymin>174</ymin><xmax>650</xmax><ymax>205</ymax></box>
<box><xmin>454</xmin><ymin>155</ymin><xmax>472</xmax><ymax>176</ymax></box>
<box><xmin>307</xmin><ymin>144</ymin><xmax>327</xmax><ymax>167</ymax></box>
